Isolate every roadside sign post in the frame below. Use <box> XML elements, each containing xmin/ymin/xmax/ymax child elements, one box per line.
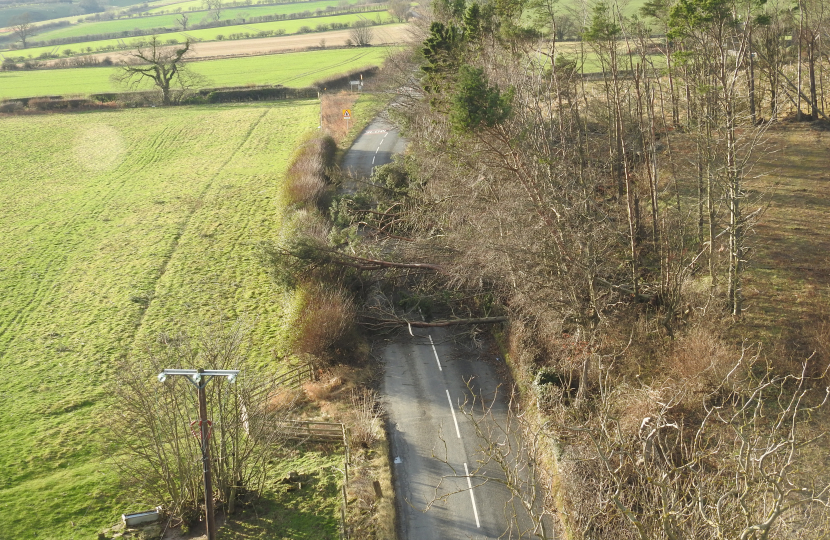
<box><xmin>343</xmin><ymin>109</ymin><xmax>351</xmax><ymax>132</ymax></box>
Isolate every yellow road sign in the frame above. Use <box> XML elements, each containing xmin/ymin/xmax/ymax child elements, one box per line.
<box><xmin>343</xmin><ymin>109</ymin><xmax>352</xmax><ymax>120</ymax></box>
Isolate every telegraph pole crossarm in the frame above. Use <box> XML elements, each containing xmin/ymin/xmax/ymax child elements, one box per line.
<box><xmin>157</xmin><ymin>368</ymin><xmax>239</xmax><ymax>540</ymax></box>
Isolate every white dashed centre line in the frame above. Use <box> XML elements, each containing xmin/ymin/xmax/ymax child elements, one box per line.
<box><xmin>446</xmin><ymin>389</ymin><xmax>461</xmax><ymax>438</ymax></box>
<box><xmin>428</xmin><ymin>335</ymin><xmax>442</xmax><ymax>371</ymax></box>
<box><xmin>464</xmin><ymin>462</ymin><xmax>482</xmax><ymax>528</ymax></box>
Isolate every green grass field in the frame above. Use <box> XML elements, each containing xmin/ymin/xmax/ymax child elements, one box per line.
<box><xmin>0</xmin><ymin>47</ymin><xmax>391</xmax><ymax>98</ymax></box>
<box><xmin>8</xmin><ymin>12</ymin><xmax>392</xmax><ymax>59</ymax></box>
<box><xmin>0</xmin><ymin>100</ymin><xmax>322</xmax><ymax>539</ymax></box>
<box><xmin>32</xmin><ymin>0</ymin><xmax>371</xmax><ymax>41</ymax></box>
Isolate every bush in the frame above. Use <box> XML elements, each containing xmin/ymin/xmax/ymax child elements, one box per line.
<box><xmin>349</xmin><ymin>389</ymin><xmax>383</xmax><ymax>447</ymax></box>
<box><xmin>293</xmin><ymin>284</ymin><xmax>355</xmax><ymax>362</ymax></box>
<box><xmin>1</xmin><ymin>58</ymin><xmax>17</xmax><ymax>71</ymax></box>
<box><xmin>0</xmin><ymin>101</ymin><xmax>24</xmax><ymax>113</ymax></box>
<box><xmin>282</xmin><ymin>135</ymin><xmax>337</xmax><ymax>209</ymax></box>
<box><xmin>38</xmin><ymin>98</ymin><xmax>93</xmax><ymax>110</ymax></box>
<box><xmin>298</xmin><ymin>25</ymin><xmax>312</xmax><ymax>33</ymax></box>
<box><xmin>667</xmin><ymin>325</ymin><xmax>740</xmax><ymax>391</ymax></box>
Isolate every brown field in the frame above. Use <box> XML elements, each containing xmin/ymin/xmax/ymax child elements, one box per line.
<box><xmin>41</xmin><ymin>23</ymin><xmax>410</xmax><ymax>67</ymax></box>
<box><xmin>742</xmin><ymin>121</ymin><xmax>830</xmax><ymax>362</ymax></box>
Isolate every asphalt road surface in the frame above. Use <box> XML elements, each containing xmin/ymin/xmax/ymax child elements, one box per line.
<box><xmin>342</xmin><ymin>118</ymin><xmax>539</xmax><ymax>538</ymax></box>
<box><xmin>383</xmin><ymin>328</ymin><xmax>529</xmax><ymax>540</ymax></box>
<box><xmin>341</xmin><ymin>116</ymin><xmax>406</xmax><ymax>184</ymax></box>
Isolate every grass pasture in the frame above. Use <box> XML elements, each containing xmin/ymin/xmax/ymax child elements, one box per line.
<box><xmin>742</xmin><ymin>123</ymin><xmax>830</xmax><ymax>352</ymax></box>
<box><xmin>31</xmin><ymin>6</ymin><xmax>385</xmax><ymax>42</ymax></box>
<box><xmin>0</xmin><ymin>100</ymin><xmax>321</xmax><ymax>539</ymax></box>
<box><xmin>9</xmin><ymin>12</ymin><xmax>392</xmax><ymax>59</ymax></box>
<box><xmin>0</xmin><ymin>46</ymin><xmax>392</xmax><ymax>98</ymax></box>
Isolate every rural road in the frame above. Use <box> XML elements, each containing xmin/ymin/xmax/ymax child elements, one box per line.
<box><xmin>343</xmin><ymin>117</ymin><xmax>537</xmax><ymax>538</ymax></box>
<box><xmin>383</xmin><ymin>328</ymin><xmax>528</xmax><ymax>539</ymax></box>
<box><xmin>341</xmin><ymin>116</ymin><xmax>406</xmax><ymax>182</ymax></box>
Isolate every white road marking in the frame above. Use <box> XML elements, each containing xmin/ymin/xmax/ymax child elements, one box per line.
<box><xmin>376</xmin><ymin>146</ymin><xmax>382</xmax><ymax>153</ymax></box>
<box><xmin>464</xmin><ymin>462</ymin><xmax>481</xmax><ymax>528</ymax></box>
<box><xmin>428</xmin><ymin>335</ymin><xmax>442</xmax><ymax>371</ymax></box>
<box><xmin>446</xmin><ymin>389</ymin><xmax>461</xmax><ymax>438</ymax></box>
<box><xmin>372</xmin><ymin>156</ymin><xmax>375</xmax><ymax>164</ymax></box>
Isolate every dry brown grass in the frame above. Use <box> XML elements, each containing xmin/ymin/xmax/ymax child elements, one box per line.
<box><xmin>741</xmin><ymin>126</ymin><xmax>830</xmax><ymax>360</ymax></box>
<box><xmin>667</xmin><ymin>325</ymin><xmax>736</xmax><ymax>390</ymax></box>
<box><xmin>267</xmin><ymin>388</ymin><xmax>305</xmax><ymax>413</ymax></box>
<box><xmin>613</xmin><ymin>385</ymin><xmax>666</xmax><ymax>437</ymax></box>
<box><xmin>321</xmin><ymin>91</ymin><xmax>358</xmax><ymax>144</ymax></box>
<box><xmin>349</xmin><ymin>388</ymin><xmax>383</xmax><ymax>448</ymax></box>
<box><xmin>302</xmin><ymin>374</ymin><xmax>343</xmax><ymax>402</ymax></box>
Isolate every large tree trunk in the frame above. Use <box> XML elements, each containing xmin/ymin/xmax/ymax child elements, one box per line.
<box><xmin>748</xmin><ymin>25</ymin><xmax>757</xmax><ymax>125</ymax></box>
<box><xmin>726</xmin><ymin>100</ymin><xmax>742</xmax><ymax>316</ymax></box>
<box><xmin>808</xmin><ymin>37</ymin><xmax>819</xmax><ymax>121</ymax></box>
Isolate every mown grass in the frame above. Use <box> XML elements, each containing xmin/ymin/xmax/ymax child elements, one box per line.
<box><xmin>0</xmin><ymin>46</ymin><xmax>393</xmax><ymax>98</ymax></box>
<box><xmin>0</xmin><ymin>100</ymin><xmax>320</xmax><ymax>539</ymax></box>
<box><xmin>8</xmin><ymin>12</ymin><xmax>394</xmax><ymax>59</ymax></box>
<box><xmin>32</xmin><ymin>5</ymin><xmax>385</xmax><ymax>42</ymax></box>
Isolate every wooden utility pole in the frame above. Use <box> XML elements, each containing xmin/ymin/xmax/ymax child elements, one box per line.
<box><xmin>197</xmin><ymin>368</ymin><xmax>217</xmax><ymax>540</ymax></box>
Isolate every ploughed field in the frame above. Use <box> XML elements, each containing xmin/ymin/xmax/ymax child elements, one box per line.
<box><xmin>0</xmin><ymin>101</ymin><xmax>317</xmax><ymax>538</ymax></box>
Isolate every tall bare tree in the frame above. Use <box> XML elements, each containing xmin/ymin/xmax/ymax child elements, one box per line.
<box><xmin>176</xmin><ymin>12</ymin><xmax>190</xmax><ymax>31</ymax></box>
<box><xmin>202</xmin><ymin>0</ymin><xmax>223</xmax><ymax>21</ymax></box>
<box><xmin>350</xmin><ymin>20</ymin><xmax>375</xmax><ymax>46</ymax></box>
<box><xmin>112</xmin><ymin>37</ymin><xmax>205</xmax><ymax>105</ymax></box>
<box><xmin>389</xmin><ymin>0</ymin><xmax>410</xmax><ymax>22</ymax></box>
<box><xmin>10</xmin><ymin>12</ymin><xmax>34</xmax><ymax>49</ymax></box>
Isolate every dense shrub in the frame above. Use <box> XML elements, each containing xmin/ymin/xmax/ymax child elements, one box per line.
<box><xmin>282</xmin><ymin>135</ymin><xmax>337</xmax><ymax>209</ymax></box>
<box><xmin>293</xmin><ymin>283</ymin><xmax>355</xmax><ymax>361</ymax></box>
<box><xmin>0</xmin><ymin>101</ymin><xmax>24</xmax><ymax>113</ymax></box>
<box><xmin>28</xmin><ymin>98</ymin><xmax>93</xmax><ymax>110</ymax></box>
<box><xmin>204</xmin><ymin>86</ymin><xmax>316</xmax><ymax>102</ymax></box>
<box><xmin>312</xmin><ymin>65</ymin><xmax>379</xmax><ymax>91</ymax></box>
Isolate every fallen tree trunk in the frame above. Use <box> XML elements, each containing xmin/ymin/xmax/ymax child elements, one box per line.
<box><xmin>362</xmin><ymin>315</ymin><xmax>508</xmax><ymax>328</ymax></box>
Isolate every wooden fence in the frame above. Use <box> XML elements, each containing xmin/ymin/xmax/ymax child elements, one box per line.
<box><xmin>280</xmin><ymin>420</ymin><xmax>345</xmax><ymax>442</ymax></box>
<box><xmin>273</xmin><ymin>361</ymin><xmax>316</xmax><ymax>389</ymax></box>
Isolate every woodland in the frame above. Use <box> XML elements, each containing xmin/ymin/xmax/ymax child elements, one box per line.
<box><xmin>266</xmin><ymin>0</ymin><xmax>830</xmax><ymax>535</ymax></box>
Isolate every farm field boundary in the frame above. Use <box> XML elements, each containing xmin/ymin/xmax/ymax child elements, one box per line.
<box><xmin>0</xmin><ymin>46</ymin><xmax>394</xmax><ymax>99</ymax></box>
